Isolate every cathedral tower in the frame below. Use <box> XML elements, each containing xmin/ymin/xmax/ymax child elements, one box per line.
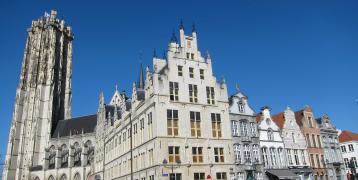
<box><xmin>3</xmin><ymin>10</ymin><xmax>73</xmax><ymax>180</ymax></box>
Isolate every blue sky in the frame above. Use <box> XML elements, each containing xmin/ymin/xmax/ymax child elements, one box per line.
<box><xmin>0</xmin><ymin>0</ymin><xmax>357</xmax><ymax>159</ymax></box>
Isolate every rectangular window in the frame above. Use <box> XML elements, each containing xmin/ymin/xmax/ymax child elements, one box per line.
<box><xmin>211</xmin><ymin>113</ymin><xmax>222</xmax><ymax>138</ymax></box>
<box><xmin>169</xmin><ymin>82</ymin><xmax>179</xmax><ymax>101</ymax></box>
<box><xmin>306</xmin><ymin>134</ymin><xmax>311</xmax><ymax>147</ymax></box>
<box><xmin>234</xmin><ymin>144</ymin><xmax>241</xmax><ymax>163</ymax></box>
<box><xmin>148</xmin><ymin>112</ymin><xmax>153</xmax><ymax>139</ymax></box>
<box><xmin>244</xmin><ymin>144</ymin><xmax>251</xmax><ymax>163</ymax></box>
<box><xmin>167</xmin><ymin>109</ymin><xmax>179</xmax><ymax>136</ymax></box>
<box><xmin>178</xmin><ymin>65</ymin><xmax>183</xmax><ymax>76</ymax></box>
<box><xmin>310</xmin><ymin>154</ymin><xmax>315</xmax><ymax>167</ymax></box>
<box><xmin>287</xmin><ymin>149</ymin><xmax>293</xmax><ymax>165</ymax></box>
<box><xmin>216</xmin><ymin>172</ymin><xmax>227</xmax><ymax>180</ymax></box>
<box><xmin>316</xmin><ymin>154</ymin><xmax>321</xmax><ymax>168</ymax></box>
<box><xmin>312</xmin><ymin>134</ymin><xmax>316</xmax><ymax>147</ymax></box>
<box><xmin>206</xmin><ymin>86</ymin><xmax>215</xmax><ymax>104</ymax></box>
<box><xmin>344</xmin><ymin>158</ymin><xmax>349</xmax><ymax>168</ymax></box>
<box><xmin>192</xmin><ymin>147</ymin><xmax>203</xmax><ymax>163</ymax></box>
<box><xmin>348</xmin><ymin>144</ymin><xmax>354</xmax><ymax>152</ymax></box>
<box><xmin>253</xmin><ymin>145</ymin><xmax>259</xmax><ymax>162</ymax></box>
<box><xmin>190</xmin><ymin>111</ymin><xmax>201</xmax><ymax>137</ymax></box>
<box><xmin>353</xmin><ymin>157</ymin><xmax>358</xmax><ymax>167</ymax></box>
<box><xmin>232</xmin><ymin>121</ymin><xmax>239</xmax><ymax>136</ymax></box>
<box><xmin>189</xmin><ymin>67</ymin><xmax>194</xmax><ymax>78</ymax></box>
<box><xmin>321</xmin><ymin>154</ymin><xmax>325</xmax><ymax>167</ymax></box>
<box><xmin>170</xmin><ymin>173</ymin><xmax>182</xmax><ymax>180</ymax></box>
<box><xmin>191</xmin><ymin>53</ymin><xmax>194</xmax><ymax>60</ymax></box>
<box><xmin>294</xmin><ymin>150</ymin><xmax>300</xmax><ymax>165</ymax></box>
<box><xmin>148</xmin><ymin>149</ymin><xmax>154</xmax><ymax>166</ymax></box>
<box><xmin>317</xmin><ymin>135</ymin><xmax>322</xmax><ymax>148</ymax></box>
<box><xmin>149</xmin><ymin>175</ymin><xmax>154</xmax><ymax>180</ymax></box>
<box><xmin>168</xmin><ymin>146</ymin><xmax>180</xmax><ymax>163</ymax></box>
<box><xmin>200</xmin><ymin>69</ymin><xmax>204</xmax><ymax>80</ymax></box>
<box><xmin>188</xmin><ymin>84</ymin><xmax>198</xmax><ymax>103</ymax></box>
<box><xmin>308</xmin><ymin>116</ymin><xmax>313</xmax><ymax>127</ymax></box>
<box><xmin>301</xmin><ymin>150</ymin><xmax>307</xmax><ymax>165</ymax></box>
<box><xmin>341</xmin><ymin>145</ymin><xmax>346</xmax><ymax>153</ymax></box>
<box><xmin>186</xmin><ymin>53</ymin><xmax>190</xmax><ymax>59</ymax></box>
<box><xmin>194</xmin><ymin>173</ymin><xmax>205</xmax><ymax>180</ymax></box>
<box><xmin>214</xmin><ymin>147</ymin><xmax>225</xmax><ymax>163</ymax></box>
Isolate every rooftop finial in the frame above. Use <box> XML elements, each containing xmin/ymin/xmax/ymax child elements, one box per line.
<box><xmin>192</xmin><ymin>22</ymin><xmax>196</xmax><ymax>33</ymax></box>
<box><xmin>153</xmin><ymin>48</ymin><xmax>157</xmax><ymax>58</ymax></box>
<box><xmin>115</xmin><ymin>84</ymin><xmax>118</xmax><ymax>92</ymax></box>
<box><xmin>138</xmin><ymin>63</ymin><xmax>144</xmax><ymax>89</ymax></box>
<box><xmin>179</xmin><ymin>19</ymin><xmax>184</xmax><ymax>30</ymax></box>
<box><xmin>206</xmin><ymin>50</ymin><xmax>211</xmax><ymax>59</ymax></box>
<box><xmin>235</xmin><ymin>83</ymin><xmax>240</xmax><ymax>93</ymax></box>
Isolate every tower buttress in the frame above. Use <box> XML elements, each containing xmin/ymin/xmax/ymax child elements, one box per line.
<box><xmin>3</xmin><ymin>10</ymin><xmax>73</xmax><ymax>180</ymax></box>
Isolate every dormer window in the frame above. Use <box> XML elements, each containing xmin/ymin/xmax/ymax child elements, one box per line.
<box><xmin>238</xmin><ymin>100</ymin><xmax>245</xmax><ymax>113</ymax></box>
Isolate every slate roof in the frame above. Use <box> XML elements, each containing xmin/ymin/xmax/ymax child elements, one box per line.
<box><xmin>52</xmin><ymin>114</ymin><xmax>97</xmax><ymax>138</ymax></box>
<box><xmin>339</xmin><ymin>130</ymin><xmax>358</xmax><ymax>143</ymax></box>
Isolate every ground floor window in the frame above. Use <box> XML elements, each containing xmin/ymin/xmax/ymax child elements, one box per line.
<box><xmin>170</xmin><ymin>173</ymin><xmax>181</xmax><ymax>180</ymax></box>
<box><xmin>194</xmin><ymin>173</ymin><xmax>205</xmax><ymax>180</ymax></box>
<box><xmin>216</xmin><ymin>172</ymin><xmax>227</xmax><ymax>180</ymax></box>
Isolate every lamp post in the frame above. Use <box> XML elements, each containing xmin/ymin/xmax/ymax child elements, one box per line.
<box><xmin>163</xmin><ymin>159</ymin><xmax>181</xmax><ymax>180</ymax></box>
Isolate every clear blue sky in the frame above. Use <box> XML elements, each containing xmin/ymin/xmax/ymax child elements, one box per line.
<box><xmin>0</xmin><ymin>0</ymin><xmax>357</xmax><ymax>158</ymax></box>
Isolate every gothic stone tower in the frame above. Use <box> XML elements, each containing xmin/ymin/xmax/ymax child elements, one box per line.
<box><xmin>3</xmin><ymin>10</ymin><xmax>73</xmax><ymax>180</ymax></box>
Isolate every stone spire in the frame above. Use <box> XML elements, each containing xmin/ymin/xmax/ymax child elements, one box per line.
<box><xmin>192</xmin><ymin>22</ymin><xmax>197</xmax><ymax>33</ymax></box>
<box><xmin>3</xmin><ymin>10</ymin><xmax>73</xmax><ymax>180</ymax></box>
<box><xmin>179</xmin><ymin>19</ymin><xmax>184</xmax><ymax>30</ymax></box>
<box><xmin>170</xmin><ymin>31</ymin><xmax>178</xmax><ymax>43</ymax></box>
<box><xmin>138</xmin><ymin>63</ymin><xmax>145</xmax><ymax>89</ymax></box>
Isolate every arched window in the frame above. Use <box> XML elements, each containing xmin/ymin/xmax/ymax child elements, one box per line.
<box><xmin>73</xmin><ymin>173</ymin><xmax>81</xmax><ymax>180</ymax></box>
<box><xmin>233</xmin><ymin>144</ymin><xmax>241</xmax><ymax>163</ymax></box>
<box><xmin>85</xmin><ymin>140</ymin><xmax>94</xmax><ymax>166</ymax></box>
<box><xmin>73</xmin><ymin>142</ymin><xmax>82</xmax><ymax>167</ymax></box>
<box><xmin>34</xmin><ymin>177</ymin><xmax>40</xmax><ymax>180</ymax></box>
<box><xmin>61</xmin><ymin>144</ymin><xmax>69</xmax><ymax>168</ymax></box>
<box><xmin>261</xmin><ymin>147</ymin><xmax>268</xmax><ymax>167</ymax></box>
<box><xmin>48</xmin><ymin>175</ymin><xmax>55</xmax><ymax>180</ymax></box>
<box><xmin>48</xmin><ymin>146</ymin><xmax>56</xmax><ymax>169</ymax></box>
<box><xmin>60</xmin><ymin>174</ymin><xmax>67</xmax><ymax>180</ymax></box>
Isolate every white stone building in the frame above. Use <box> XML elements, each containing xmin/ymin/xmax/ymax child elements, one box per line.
<box><xmin>272</xmin><ymin>107</ymin><xmax>312</xmax><ymax>180</ymax></box>
<box><xmin>94</xmin><ymin>23</ymin><xmax>234</xmax><ymax>180</ymax></box>
<box><xmin>316</xmin><ymin>115</ymin><xmax>346</xmax><ymax>180</ymax></box>
<box><xmin>339</xmin><ymin>130</ymin><xmax>358</xmax><ymax>177</ymax></box>
<box><xmin>229</xmin><ymin>86</ymin><xmax>263</xmax><ymax>180</ymax></box>
<box><xmin>257</xmin><ymin>107</ymin><xmax>299</xmax><ymax>179</ymax></box>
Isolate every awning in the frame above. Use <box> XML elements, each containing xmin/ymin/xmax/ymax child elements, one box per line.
<box><xmin>289</xmin><ymin>167</ymin><xmax>313</xmax><ymax>174</ymax></box>
<box><xmin>266</xmin><ymin>169</ymin><xmax>300</xmax><ymax>180</ymax></box>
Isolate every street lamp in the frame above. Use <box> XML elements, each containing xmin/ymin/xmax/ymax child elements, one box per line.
<box><xmin>163</xmin><ymin>158</ymin><xmax>181</xmax><ymax>180</ymax></box>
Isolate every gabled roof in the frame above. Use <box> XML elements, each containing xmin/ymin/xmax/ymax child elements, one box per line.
<box><xmin>52</xmin><ymin>115</ymin><xmax>97</xmax><ymax>138</ymax></box>
<box><xmin>294</xmin><ymin>110</ymin><xmax>304</xmax><ymax>126</ymax></box>
<box><xmin>272</xmin><ymin>112</ymin><xmax>285</xmax><ymax>129</ymax></box>
<box><xmin>339</xmin><ymin>130</ymin><xmax>358</xmax><ymax>143</ymax></box>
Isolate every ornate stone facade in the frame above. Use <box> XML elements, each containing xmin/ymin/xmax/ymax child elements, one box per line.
<box><xmin>3</xmin><ymin>10</ymin><xmax>73</xmax><ymax>180</ymax></box>
<box><xmin>316</xmin><ymin>115</ymin><xmax>346</xmax><ymax>180</ymax></box>
<box><xmin>229</xmin><ymin>87</ymin><xmax>263</xmax><ymax>180</ymax></box>
<box><xmin>272</xmin><ymin>107</ymin><xmax>312</xmax><ymax>180</ymax></box>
